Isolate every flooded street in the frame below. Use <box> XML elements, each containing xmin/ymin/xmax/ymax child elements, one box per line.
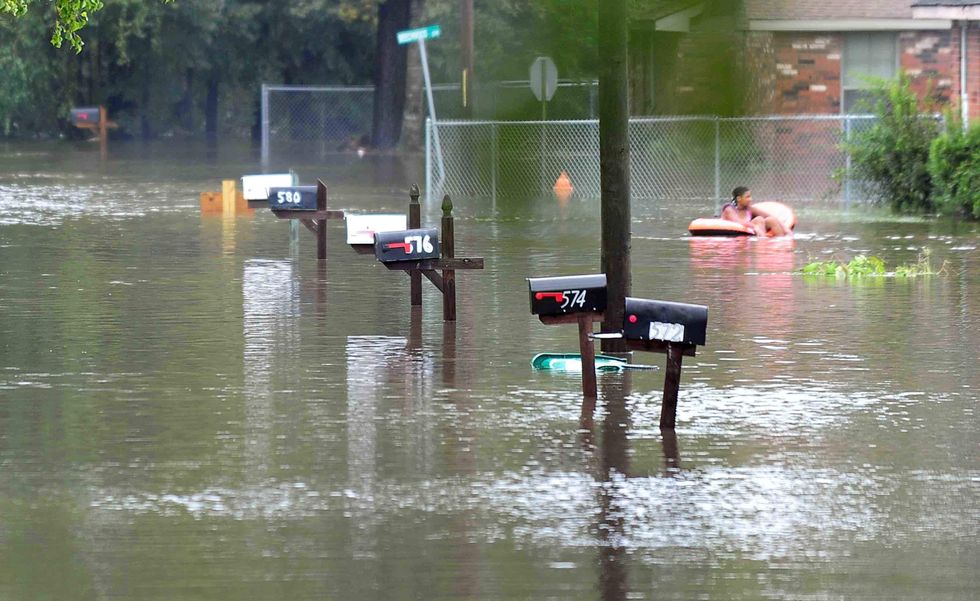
<box><xmin>1</xmin><ymin>140</ymin><xmax>978</xmax><ymax>600</ymax></box>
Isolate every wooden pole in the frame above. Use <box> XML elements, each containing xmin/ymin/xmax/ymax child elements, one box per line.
<box><xmin>598</xmin><ymin>0</ymin><xmax>632</xmax><ymax>354</ymax></box>
<box><xmin>578</xmin><ymin>313</ymin><xmax>598</xmax><ymax>399</ymax></box>
<box><xmin>98</xmin><ymin>105</ymin><xmax>109</xmax><ymax>160</ymax></box>
<box><xmin>222</xmin><ymin>180</ymin><xmax>237</xmax><ymax>214</ymax></box>
<box><xmin>660</xmin><ymin>343</ymin><xmax>685</xmax><ymax>430</ymax></box>
<box><xmin>441</xmin><ymin>194</ymin><xmax>456</xmax><ymax>321</ymax></box>
<box><xmin>316</xmin><ymin>179</ymin><xmax>328</xmax><ymax>260</ymax></box>
<box><xmin>409</xmin><ymin>184</ymin><xmax>422</xmax><ymax>306</ymax></box>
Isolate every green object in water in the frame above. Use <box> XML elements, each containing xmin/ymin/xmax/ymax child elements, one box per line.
<box><xmin>531</xmin><ymin>353</ymin><xmax>657</xmax><ymax>372</ymax></box>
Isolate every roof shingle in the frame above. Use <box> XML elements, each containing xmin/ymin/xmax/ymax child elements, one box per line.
<box><xmin>744</xmin><ymin>0</ymin><xmax>915</xmax><ymax>19</ymax></box>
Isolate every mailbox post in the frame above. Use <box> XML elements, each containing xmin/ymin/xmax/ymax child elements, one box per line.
<box><xmin>269</xmin><ymin>179</ymin><xmax>345</xmax><ymax>260</ymax></box>
<box><xmin>528</xmin><ymin>274</ymin><xmax>608</xmax><ymax>398</ymax></box>
<box><xmin>70</xmin><ymin>105</ymin><xmax>117</xmax><ymax>158</ymax></box>
<box><xmin>617</xmin><ymin>297</ymin><xmax>708</xmax><ymax>429</ymax></box>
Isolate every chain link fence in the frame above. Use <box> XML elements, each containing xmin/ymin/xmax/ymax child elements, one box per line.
<box><xmin>260</xmin><ymin>81</ymin><xmax>599</xmax><ymax>164</ymax></box>
<box><xmin>427</xmin><ymin>115</ymin><xmax>878</xmax><ymax>205</ymax></box>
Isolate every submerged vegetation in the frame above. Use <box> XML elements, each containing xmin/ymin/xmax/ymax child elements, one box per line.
<box><xmin>801</xmin><ymin>252</ymin><xmax>949</xmax><ymax>278</ymax></box>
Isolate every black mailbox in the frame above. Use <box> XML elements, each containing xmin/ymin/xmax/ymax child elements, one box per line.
<box><xmin>70</xmin><ymin>107</ymin><xmax>101</xmax><ymax>126</ymax></box>
<box><xmin>268</xmin><ymin>186</ymin><xmax>318</xmax><ymax>211</ymax></box>
<box><xmin>374</xmin><ymin>228</ymin><xmax>440</xmax><ymax>262</ymax></box>
<box><xmin>527</xmin><ymin>274</ymin><xmax>607</xmax><ymax>316</ymax></box>
<box><xmin>623</xmin><ymin>297</ymin><xmax>708</xmax><ymax>346</ymax></box>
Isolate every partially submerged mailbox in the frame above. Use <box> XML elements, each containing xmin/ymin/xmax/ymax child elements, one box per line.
<box><xmin>268</xmin><ymin>186</ymin><xmax>318</xmax><ymax>211</ymax></box>
<box><xmin>374</xmin><ymin>228</ymin><xmax>440</xmax><ymax>263</ymax></box>
<box><xmin>242</xmin><ymin>173</ymin><xmax>295</xmax><ymax>201</ymax></box>
<box><xmin>346</xmin><ymin>214</ymin><xmax>408</xmax><ymax>246</ymax></box>
<box><xmin>70</xmin><ymin>107</ymin><xmax>101</xmax><ymax>127</ymax></box>
<box><xmin>623</xmin><ymin>297</ymin><xmax>707</xmax><ymax>346</ymax></box>
<box><xmin>527</xmin><ymin>274</ymin><xmax>607</xmax><ymax>316</ymax></box>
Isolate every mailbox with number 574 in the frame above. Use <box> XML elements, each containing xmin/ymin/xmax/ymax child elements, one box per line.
<box><xmin>374</xmin><ymin>228</ymin><xmax>440</xmax><ymax>263</ymax></box>
<box><xmin>527</xmin><ymin>274</ymin><xmax>607</xmax><ymax>316</ymax></box>
<box><xmin>268</xmin><ymin>186</ymin><xmax>318</xmax><ymax>211</ymax></box>
<box><xmin>623</xmin><ymin>297</ymin><xmax>708</xmax><ymax>346</ymax></box>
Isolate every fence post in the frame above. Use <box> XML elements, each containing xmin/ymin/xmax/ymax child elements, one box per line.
<box><xmin>425</xmin><ymin>118</ymin><xmax>432</xmax><ymax>205</ymax></box>
<box><xmin>491</xmin><ymin>122</ymin><xmax>498</xmax><ymax>210</ymax></box>
<box><xmin>261</xmin><ymin>84</ymin><xmax>270</xmax><ymax>168</ymax></box>
<box><xmin>714</xmin><ymin>117</ymin><xmax>721</xmax><ymax>201</ymax></box>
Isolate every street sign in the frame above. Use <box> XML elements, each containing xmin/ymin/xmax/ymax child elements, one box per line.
<box><xmin>397</xmin><ymin>25</ymin><xmax>441</xmax><ymax>45</ymax></box>
<box><xmin>529</xmin><ymin>56</ymin><xmax>558</xmax><ymax>102</ymax></box>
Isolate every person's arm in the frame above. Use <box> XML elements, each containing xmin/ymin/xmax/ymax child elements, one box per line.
<box><xmin>720</xmin><ymin>204</ymin><xmax>737</xmax><ymax>222</ymax></box>
<box><xmin>748</xmin><ymin>203</ymin><xmax>771</xmax><ymax>219</ymax></box>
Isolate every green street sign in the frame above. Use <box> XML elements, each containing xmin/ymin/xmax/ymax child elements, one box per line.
<box><xmin>397</xmin><ymin>25</ymin><xmax>441</xmax><ymax>45</ymax></box>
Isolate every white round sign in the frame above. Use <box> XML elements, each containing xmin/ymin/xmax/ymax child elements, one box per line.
<box><xmin>529</xmin><ymin>56</ymin><xmax>558</xmax><ymax>102</ymax></box>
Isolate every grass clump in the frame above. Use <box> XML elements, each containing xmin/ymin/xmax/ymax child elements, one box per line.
<box><xmin>802</xmin><ymin>252</ymin><xmax>948</xmax><ymax>278</ymax></box>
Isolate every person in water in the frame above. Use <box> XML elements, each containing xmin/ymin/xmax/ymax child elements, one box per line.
<box><xmin>721</xmin><ymin>186</ymin><xmax>789</xmax><ymax>237</ymax></box>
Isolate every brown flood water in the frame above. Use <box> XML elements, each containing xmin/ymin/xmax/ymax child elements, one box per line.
<box><xmin>1</xmin><ymin>140</ymin><xmax>978</xmax><ymax>600</ymax></box>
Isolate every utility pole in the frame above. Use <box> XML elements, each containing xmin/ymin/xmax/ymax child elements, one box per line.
<box><xmin>460</xmin><ymin>0</ymin><xmax>474</xmax><ymax>117</ymax></box>
<box><xmin>598</xmin><ymin>0</ymin><xmax>632</xmax><ymax>353</ymax></box>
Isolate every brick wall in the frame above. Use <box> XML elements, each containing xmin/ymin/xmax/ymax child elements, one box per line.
<box><xmin>746</xmin><ymin>28</ymin><xmax>977</xmax><ymax>118</ymax></box>
<box><xmin>900</xmin><ymin>30</ymin><xmax>956</xmax><ymax>108</ymax></box>
<box><xmin>766</xmin><ymin>33</ymin><xmax>843</xmax><ymax>114</ymax></box>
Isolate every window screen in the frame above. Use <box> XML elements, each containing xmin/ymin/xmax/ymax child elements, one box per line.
<box><xmin>843</xmin><ymin>32</ymin><xmax>898</xmax><ymax>113</ymax></box>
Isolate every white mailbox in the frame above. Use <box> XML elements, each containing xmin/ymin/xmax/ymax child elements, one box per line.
<box><xmin>345</xmin><ymin>214</ymin><xmax>408</xmax><ymax>246</ymax></box>
<box><xmin>241</xmin><ymin>173</ymin><xmax>296</xmax><ymax>201</ymax></box>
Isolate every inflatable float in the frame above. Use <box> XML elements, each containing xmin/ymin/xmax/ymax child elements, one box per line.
<box><xmin>688</xmin><ymin>201</ymin><xmax>796</xmax><ymax>237</ymax></box>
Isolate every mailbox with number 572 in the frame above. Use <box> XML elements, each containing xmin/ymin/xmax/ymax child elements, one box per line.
<box><xmin>374</xmin><ymin>228</ymin><xmax>440</xmax><ymax>263</ymax></box>
<box><xmin>623</xmin><ymin>297</ymin><xmax>708</xmax><ymax>346</ymax></box>
<box><xmin>527</xmin><ymin>274</ymin><xmax>607</xmax><ymax>316</ymax></box>
<box><xmin>268</xmin><ymin>186</ymin><xmax>318</xmax><ymax>211</ymax></box>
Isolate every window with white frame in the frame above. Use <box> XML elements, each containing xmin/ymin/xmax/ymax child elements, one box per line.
<box><xmin>843</xmin><ymin>32</ymin><xmax>898</xmax><ymax>113</ymax></box>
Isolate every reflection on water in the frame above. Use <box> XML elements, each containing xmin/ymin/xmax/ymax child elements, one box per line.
<box><xmin>0</xmin><ymin>142</ymin><xmax>978</xmax><ymax>600</ymax></box>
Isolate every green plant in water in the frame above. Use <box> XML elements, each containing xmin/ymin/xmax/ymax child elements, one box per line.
<box><xmin>802</xmin><ymin>252</ymin><xmax>948</xmax><ymax>278</ymax></box>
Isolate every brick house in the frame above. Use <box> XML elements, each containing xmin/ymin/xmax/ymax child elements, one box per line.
<box><xmin>631</xmin><ymin>0</ymin><xmax>980</xmax><ymax>122</ymax></box>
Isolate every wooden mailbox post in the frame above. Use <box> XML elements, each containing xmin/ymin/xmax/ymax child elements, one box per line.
<box><xmin>70</xmin><ymin>105</ymin><xmax>117</xmax><ymax>158</ymax></box>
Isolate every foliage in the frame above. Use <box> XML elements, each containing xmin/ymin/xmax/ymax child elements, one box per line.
<box><xmin>1</xmin><ymin>0</ymin><xmax>607</xmax><ymax>140</ymax></box>
<box><xmin>1</xmin><ymin>0</ymin><xmax>174</xmax><ymax>52</ymax></box>
<box><xmin>928</xmin><ymin>120</ymin><xmax>980</xmax><ymax>219</ymax></box>
<box><xmin>801</xmin><ymin>252</ymin><xmax>947</xmax><ymax>278</ymax></box>
<box><xmin>840</xmin><ymin>72</ymin><xmax>943</xmax><ymax>214</ymax></box>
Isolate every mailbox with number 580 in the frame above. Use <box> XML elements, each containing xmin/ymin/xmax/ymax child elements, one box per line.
<box><xmin>527</xmin><ymin>274</ymin><xmax>607</xmax><ymax>316</ymax></box>
<box><xmin>268</xmin><ymin>186</ymin><xmax>318</xmax><ymax>211</ymax></box>
<box><xmin>374</xmin><ymin>228</ymin><xmax>440</xmax><ymax>263</ymax></box>
<box><xmin>623</xmin><ymin>297</ymin><xmax>708</xmax><ymax>346</ymax></box>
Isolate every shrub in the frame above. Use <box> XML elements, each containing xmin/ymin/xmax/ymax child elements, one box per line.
<box><xmin>928</xmin><ymin>121</ymin><xmax>980</xmax><ymax>219</ymax></box>
<box><xmin>840</xmin><ymin>72</ymin><xmax>942</xmax><ymax>214</ymax></box>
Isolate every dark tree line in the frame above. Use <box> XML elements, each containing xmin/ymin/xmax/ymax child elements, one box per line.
<box><xmin>1</xmin><ymin>0</ymin><xmax>602</xmax><ymax>145</ymax></box>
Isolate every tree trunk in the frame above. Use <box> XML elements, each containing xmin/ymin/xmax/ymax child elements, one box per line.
<box><xmin>372</xmin><ymin>0</ymin><xmax>412</xmax><ymax>149</ymax></box>
<box><xmin>598</xmin><ymin>0</ymin><xmax>632</xmax><ymax>353</ymax></box>
<box><xmin>205</xmin><ymin>77</ymin><xmax>219</xmax><ymax>142</ymax></box>
<box><xmin>400</xmin><ymin>0</ymin><xmax>425</xmax><ymax>151</ymax></box>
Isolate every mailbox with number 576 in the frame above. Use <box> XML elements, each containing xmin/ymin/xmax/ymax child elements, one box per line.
<box><xmin>374</xmin><ymin>228</ymin><xmax>440</xmax><ymax>263</ymax></box>
<box><xmin>623</xmin><ymin>297</ymin><xmax>708</xmax><ymax>346</ymax></box>
<box><xmin>527</xmin><ymin>274</ymin><xmax>607</xmax><ymax>316</ymax></box>
<box><xmin>268</xmin><ymin>186</ymin><xmax>318</xmax><ymax>211</ymax></box>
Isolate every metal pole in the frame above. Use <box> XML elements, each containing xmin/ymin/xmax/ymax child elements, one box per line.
<box><xmin>425</xmin><ymin>118</ymin><xmax>432</xmax><ymax>205</ymax></box>
<box><xmin>844</xmin><ymin>116</ymin><xmax>852</xmax><ymax>206</ymax></box>
<box><xmin>418</xmin><ymin>39</ymin><xmax>445</xmax><ymax>199</ymax></box>
<box><xmin>261</xmin><ymin>84</ymin><xmax>270</xmax><ymax>168</ymax></box>
<box><xmin>491</xmin><ymin>122</ymin><xmax>498</xmax><ymax>211</ymax></box>
<box><xmin>962</xmin><ymin>21</ymin><xmax>970</xmax><ymax>130</ymax></box>
<box><xmin>714</xmin><ymin>117</ymin><xmax>721</xmax><ymax>201</ymax></box>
